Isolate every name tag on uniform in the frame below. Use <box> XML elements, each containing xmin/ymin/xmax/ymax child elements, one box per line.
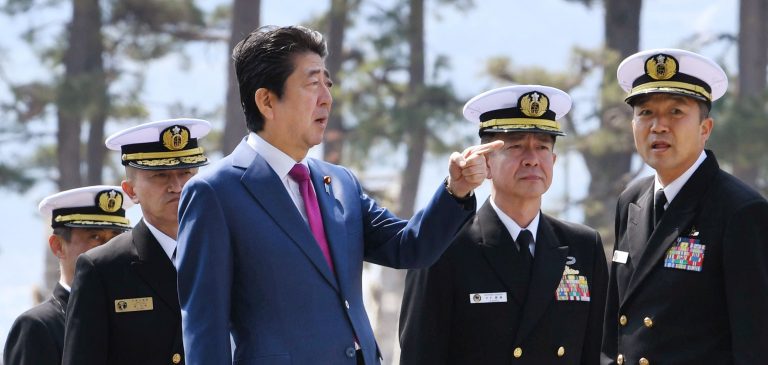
<box><xmin>114</xmin><ymin>297</ymin><xmax>153</xmax><ymax>313</ymax></box>
<box><xmin>664</xmin><ymin>237</ymin><xmax>705</xmax><ymax>272</ymax></box>
<box><xmin>555</xmin><ymin>266</ymin><xmax>590</xmax><ymax>301</ymax></box>
<box><xmin>612</xmin><ymin>250</ymin><xmax>629</xmax><ymax>264</ymax></box>
<box><xmin>469</xmin><ymin>292</ymin><xmax>507</xmax><ymax>303</ymax></box>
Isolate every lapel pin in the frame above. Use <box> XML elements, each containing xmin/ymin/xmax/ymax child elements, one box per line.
<box><xmin>323</xmin><ymin>176</ymin><xmax>331</xmax><ymax>194</ymax></box>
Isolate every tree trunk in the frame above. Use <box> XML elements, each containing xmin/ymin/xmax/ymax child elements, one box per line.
<box><xmin>737</xmin><ymin>0</ymin><xmax>767</xmax><ymax>100</ymax></box>
<box><xmin>86</xmin><ymin>40</ymin><xmax>107</xmax><ymax>185</ymax></box>
<box><xmin>58</xmin><ymin>0</ymin><xmax>104</xmax><ymax>191</ymax></box>
<box><xmin>86</xmin><ymin>107</ymin><xmax>107</xmax><ymax>185</ymax></box>
<box><xmin>48</xmin><ymin>0</ymin><xmax>104</xmax><ymax>292</ymax></box>
<box><xmin>398</xmin><ymin>0</ymin><xmax>425</xmax><ymax>219</ymax></box>
<box><xmin>323</xmin><ymin>0</ymin><xmax>349</xmax><ymax>164</ymax></box>
<box><xmin>374</xmin><ymin>1</ymin><xmax>426</xmax><ymax>364</ymax></box>
<box><xmin>221</xmin><ymin>0</ymin><xmax>260</xmax><ymax>154</ymax></box>
<box><xmin>581</xmin><ymin>0</ymin><xmax>641</xmax><ymax>250</ymax></box>
<box><xmin>733</xmin><ymin>0</ymin><xmax>767</xmax><ymax>187</ymax></box>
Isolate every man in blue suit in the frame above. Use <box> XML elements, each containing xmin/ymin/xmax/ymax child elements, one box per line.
<box><xmin>176</xmin><ymin>25</ymin><xmax>500</xmax><ymax>365</ymax></box>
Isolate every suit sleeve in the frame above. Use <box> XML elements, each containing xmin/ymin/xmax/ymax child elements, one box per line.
<box><xmin>723</xmin><ymin>199</ymin><xmax>768</xmax><ymax>364</ymax></box>
<box><xmin>582</xmin><ymin>230</ymin><xmax>608</xmax><ymax>365</ymax></box>
<box><xmin>398</xmin><ymin>256</ymin><xmax>454</xmax><ymax>365</ymax></box>
<box><xmin>3</xmin><ymin>314</ymin><xmax>60</xmax><ymax>365</ymax></box>
<box><xmin>357</xmin><ymin>171</ymin><xmax>476</xmax><ymax>269</ymax></box>
<box><xmin>176</xmin><ymin>178</ymin><xmax>233</xmax><ymax>365</ymax></box>
<box><xmin>62</xmin><ymin>254</ymin><xmax>109</xmax><ymax>365</ymax></box>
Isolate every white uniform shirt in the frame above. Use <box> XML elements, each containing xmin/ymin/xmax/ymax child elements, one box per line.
<box><xmin>247</xmin><ymin>132</ymin><xmax>313</xmax><ymax>224</ymax></box>
<box><xmin>490</xmin><ymin>198</ymin><xmax>541</xmax><ymax>256</ymax></box>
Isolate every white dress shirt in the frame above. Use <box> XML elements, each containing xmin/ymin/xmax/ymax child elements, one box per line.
<box><xmin>247</xmin><ymin>132</ymin><xmax>313</xmax><ymax>224</ymax></box>
<box><xmin>654</xmin><ymin>150</ymin><xmax>707</xmax><ymax>209</ymax></box>
<box><xmin>490</xmin><ymin>198</ymin><xmax>541</xmax><ymax>257</ymax></box>
<box><xmin>144</xmin><ymin>220</ymin><xmax>177</xmax><ymax>262</ymax></box>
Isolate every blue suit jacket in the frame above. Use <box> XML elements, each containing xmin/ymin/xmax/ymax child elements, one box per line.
<box><xmin>176</xmin><ymin>140</ymin><xmax>475</xmax><ymax>365</ymax></box>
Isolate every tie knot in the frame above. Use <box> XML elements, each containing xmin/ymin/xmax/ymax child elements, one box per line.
<box><xmin>289</xmin><ymin>163</ymin><xmax>310</xmax><ymax>183</ymax></box>
<box><xmin>517</xmin><ymin>229</ymin><xmax>534</xmax><ymax>247</ymax></box>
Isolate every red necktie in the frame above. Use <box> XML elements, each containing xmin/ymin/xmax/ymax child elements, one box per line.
<box><xmin>289</xmin><ymin>164</ymin><xmax>335</xmax><ymax>272</ymax></box>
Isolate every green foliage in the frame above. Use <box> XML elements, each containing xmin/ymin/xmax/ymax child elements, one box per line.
<box><xmin>483</xmin><ymin>46</ymin><xmax>608</xmax><ymax>138</ymax></box>
<box><xmin>5</xmin><ymin>81</ymin><xmax>57</xmax><ymax>123</ymax></box>
<box><xmin>1</xmin><ymin>0</ymin><xmax>221</xmax><ymax>189</ymax></box>
<box><xmin>339</xmin><ymin>0</ymin><xmax>473</xmax><ymax>169</ymax></box>
<box><xmin>0</xmin><ymin>163</ymin><xmax>35</xmax><ymax>192</ymax></box>
<box><xmin>708</xmin><ymin>91</ymin><xmax>768</xmax><ymax>194</ymax></box>
<box><xmin>207</xmin><ymin>3</ymin><xmax>231</xmax><ymax>29</ymax></box>
<box><xmin>1</xmin><ymin>0</ymin><xmax>63</xmax><ymax>15</ymax></box>
<box><xmin>108</xmin><ymin>0</ymin><xmax>217</xmax><ymax>62</ymax></box>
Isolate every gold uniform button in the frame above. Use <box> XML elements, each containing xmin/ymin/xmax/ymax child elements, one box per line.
<box><xmin>617</xmin><ymin>354</ymin><xmax>625</xmax><ymax>365</ymax></box>
<box><xmin>513</xmin><ymin>347</ymin><xmax>523</xmax><ymax>358</ymax></box>
<box><xmin>619</xmin><ymin>315</ymin><xmax>628</xmax><ymax>326</ymax></box>
<box><xmin>643</xmin><ymin>317</ymin><xmax>654</xmax><ymax>328</ymax></box>
<box><xmin>172</xmin><ymin>353</ymin><xmax>182</xmax><ymax>364</ymax></box>
<box><xmin>639</xmin><ymin>357</ymin><xmax>649</xmax><ymax>365</ymax></box>
<box><xmin>557</xmin><ymin>346</ymin><xmax>565</xmax><ymax>357</ymax></box>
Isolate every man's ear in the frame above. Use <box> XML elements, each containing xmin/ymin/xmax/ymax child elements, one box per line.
<box><xmin>485</xmin><ymin>154</ymin><xmax>493</xmax><ymax>180</ymax></box>
<box><xmin>121</xmin><ymin>179</ymin><xmax>139</xmax><ymax>204</ymax></box>
<box><xmin>700</xmin><ymin>117</ymin><xmax>713</xmax><ymax>143</ymax></box>
<box><xmin>254</xmin><ymin>88</ymin><xmax>275</xmax><ymax>121</ymax></box>
<box><xmin>48</xmin><ymin>234</ymin><xmax>64</xmax><ymax>259</ymax></box>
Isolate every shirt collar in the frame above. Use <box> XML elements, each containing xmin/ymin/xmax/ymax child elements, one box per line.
<box><xmin>489</xmin><ymin>198</ymin><xmax>540</xmax><ymax>242</ymax></box>
<box><xmin>247</xmin><ymin>132</ymin><xmax>308</xmax><ymax>179</ymax></box>
<box><xmin>654</xmin><ymin>150</ymin><xmax>707</xmax><ymax>205</ymax></box>
<box><xmin>59</xmin><ymin>280</ymin><xmax>71</xmax><ymax>293</ymax></box>
<box><xmin>143</xmin><ymin>219</ymin><xmax>177</xmax><ymax>261</ymax></box>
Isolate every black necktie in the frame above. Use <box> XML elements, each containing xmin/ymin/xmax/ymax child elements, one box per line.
<box><xmin>654</xmin><ymin>189</ymin><xmax>667</xmax><ymax>227</ymax></box>
<box><xmin>517</xmin><ymin>229</ymin><xmax>534</xmax><ymax>271</ymax></box>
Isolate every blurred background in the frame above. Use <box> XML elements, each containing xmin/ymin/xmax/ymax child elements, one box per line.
<box><xmin>0</xmin><ymin>0</ymin><xmax>765</xmax><ymax>363</ymax></box>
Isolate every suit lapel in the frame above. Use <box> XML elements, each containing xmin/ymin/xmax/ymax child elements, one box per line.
<box><xmin>131</xmin><ymin>220</ymin><xmax>180</xmax><ymax>312</ymax></box>
<box><xmin>234</xmin><ymin>143</ymin><xmax>339</xmax><ymax>291</ymax></box>
<box><xmin>52</xmin><ymin>282</ymin><xmax>70</xmax><ymax>315</ymax></box>
<box><xmin>515</xmin><ymin>216</ymin><xmax>568</xmax><ymax>343</ymax></box>
<box><xmin>476</xmin><ymin>202</ymin><xmax>530</xmax><ymax>306</ymax></box>
<box><xmin>626</xmin><ymin>185</ymin><xmax>654</xmax><ymax>264</ymax></box>
<box><xmin>621</xmin><ymin>152</ymin><xmax>718</xmax><ymax>307</ymax></box>
<box><xmin>308</xmin><ymin>160</ymin><xmax>349</xmax><ymax>291</ymax></box>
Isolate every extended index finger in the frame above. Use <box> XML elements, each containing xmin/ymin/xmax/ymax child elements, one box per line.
<box><xmin>464</xmin><ymin>140</ymin><xmax>504</xmax><ymax>157</ymax></box>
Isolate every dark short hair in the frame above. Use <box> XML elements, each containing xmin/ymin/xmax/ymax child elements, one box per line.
<box><xmin>53</xmin><ymin>227</ymin><xmax>72</xmax><ymax>242</ymax></box>
<box><xmin>232</xmin><ymin>25</ymin><xmax>328</xmax><ymax>133</ymax></box>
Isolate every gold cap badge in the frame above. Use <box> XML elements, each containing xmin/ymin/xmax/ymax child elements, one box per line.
<box><xmin>520</xmin><ymin>92</ymin><xmax>549</xmax><ymax>117</ymax></box>
<box><xmin>97</xmin><ymin>189</ymin><xmax>123</xmax><ymax>213</ymax></box>
<box><xmin>645</xmin><ymin>54</ymin><xmax>678</xmax><ymax>80</ymax></box>
<box><xmin>161</xmin><ymin>125</ymin><xmax>190</xmax><ymax>151</ymax></box>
